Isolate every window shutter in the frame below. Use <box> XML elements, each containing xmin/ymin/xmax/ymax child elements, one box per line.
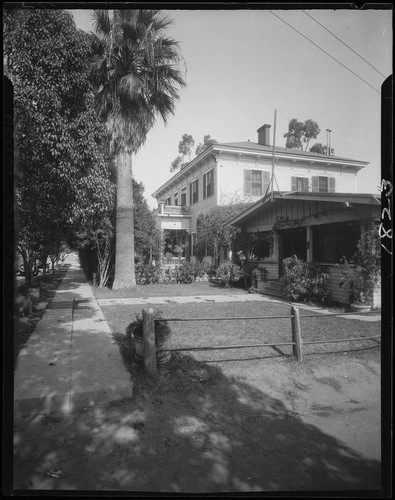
<box><xmin>303</xmin><ymin>178</ymin><xmax>309</xmax><ymax>192</ymax></box>
<box><xmin>203</xmin><ymin>173</ymin><xmax>207</xmax><ymax>199</ymax></box>
<box><xmin>312</xmin><ymin>176</ymin><xmax>319</xmax><ymax>192</ymax></box>
<box><xmin>196</xmin><ymin>179</ymin><xmax>199</xmax><ymax>201</ymax></box>
<box><xmin>190</xmin><ymin>183</ymin><xmax>192</xmax><ymax>205</ymax></box>
<box><xmin>244</xmin><ymin>170</ymin><xmax>251</xmax><ymax>194</ymax></box>
<box><xmin>291</xmin><ymin>176</ymin><xmax>297</xmax><ymax>191</ymax></box>
<box><xmin>262</xmin><ymin>171</ymin><xmax>270</xmax><ymax>195</ymax></box>
<box><xmin>329</xmin><ymin>177</ymin><xmax>336</xmax><ymax>193</ymax></box>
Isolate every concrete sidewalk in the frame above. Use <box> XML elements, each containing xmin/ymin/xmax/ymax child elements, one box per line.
<box><xmin>14</xmin><ymin>263</ymin><xmax>133</xmax><ymax>418</ymax></box>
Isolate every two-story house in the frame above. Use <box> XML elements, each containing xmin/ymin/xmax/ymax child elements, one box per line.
<box><xmin>152</xmin><ymin>123</ymin><xmax>369</xmax><ymax>261</ymax></box>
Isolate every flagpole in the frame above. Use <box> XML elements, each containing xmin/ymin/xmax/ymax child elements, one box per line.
<box><xmin>271</xmin><ymin>109</ymin><xmax>277</xmax><ymax>202</ymax></box>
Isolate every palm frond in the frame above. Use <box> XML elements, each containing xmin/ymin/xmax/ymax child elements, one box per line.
<box><xmin>92</xmin><ymin>10</ymin><xmax>112</xmax><ymax>38</ymax></box>
<box><xmin>89</xmin><ymin>8</ymin><xmax>186</xmax><ymax>151</ymax></box>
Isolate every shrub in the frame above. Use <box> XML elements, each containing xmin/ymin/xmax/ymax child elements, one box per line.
<box><xmin>174</xmin><ymin>261</ymin><xmax>196</xmax><ymax>284</ymax></box>
<box><xmin>196</xmin><ymin>261</ymin><xmax>212</xmax><ymax>278</ymax></box>
<box><xmin>126</xmin><ymin>309</ymin><xmax>172</xmax><ymax>364</ymax></box>
<box><xmin>158</xmin><ymin>267</ymin><xmax>177</xmax><ymax>284</ymax></box>
<box><xmin>215</xmin><ymin>261</ymin><xmax>244</xmax><ymax>288</ymax></box>
<box><xmin>281</xmin><ymin>255</ymin><xmax>330</xmax><ymax>304</ymax></box>
<box><xmin>135</xmin><ymin>262</ymin><xmax>162</xmax><ymax>284</ymax></box>
<box><xmin>337</xmin><ymin>222</ymin><xmax>381</xmax><ymax>305</ymax></box>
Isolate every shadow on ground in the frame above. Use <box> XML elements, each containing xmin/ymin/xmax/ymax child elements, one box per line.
<box><xmin>13</xmin><ymin>338</ymin><xmax>381</xmax><ymax>493</ymax></box>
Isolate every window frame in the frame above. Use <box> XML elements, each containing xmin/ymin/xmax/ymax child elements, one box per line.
<box><xmin>180</xmin><ymin>186</ymin><xmax>187</xmax><ymax>207</ymax></box>
<box><xmin>203</xmin><ymin>169</ymin><xmax>215</xmax><ymax>199</ymax></box>
<box><xmin>312</xmin><ymin>176</ymin><xmax>336</xmax><ymax>193</ymax></box>
<box><xmin>189</xmin><ymin>179</ymin><xmax>199</xmax><ymax>205</ymax></box>
<box><xmin>244</xmin><ymin>169</ymin><xmax>270</xmax><ymax>196</ymax></box>
<box><xmin>291</xmin><ymin>176</ymin><xmax>309</xmax><ymax>192</ymax></box>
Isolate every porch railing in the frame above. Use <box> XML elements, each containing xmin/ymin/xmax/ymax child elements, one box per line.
<box><xmin>161</xmin><ymin>205</ymin><xmax>190</xmax><ymax>216</ymax></box>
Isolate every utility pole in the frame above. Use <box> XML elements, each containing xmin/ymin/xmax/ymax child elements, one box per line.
<box><xmin>328</xmin><ymin>129</ymin><xmax>332</xmax><ymax>156</ymax></box>
<box><xmin>271</xmin><ymin>109</ymin><xmax>277</xmax><ymax>202</ymax></box>
<box><xmin>326</xmin><ymin>128</ymin><xmax>332</xmax><ymax>156</ymax></box>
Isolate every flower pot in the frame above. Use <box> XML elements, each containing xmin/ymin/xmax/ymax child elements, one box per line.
<box><xmin>132</xmin><ymin>323</ymin><xmax>172</xmax><ymax>365</ymax></box>
<box><xmin>350</xmin><ymin>303</ymin><xmax>371</xmax><ymax>313</ymax></box>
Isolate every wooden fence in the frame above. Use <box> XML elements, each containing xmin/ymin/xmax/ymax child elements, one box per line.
<box><xmin>141</xmin><ymin>306</ymin><xmax>380</xmax><ymax>375</ymax></box>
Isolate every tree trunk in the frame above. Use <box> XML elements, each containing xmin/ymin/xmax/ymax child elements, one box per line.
<box><xmin>26</xmin><ymin>255</ymin><xmax>35</xmax><ymax>286</ymax></box>
<box><xmin>113</xmin><ymin>148</ymin><xmax>136</xmax><ymax>289</ymax></box>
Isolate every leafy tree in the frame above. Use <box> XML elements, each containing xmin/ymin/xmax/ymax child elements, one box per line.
<box><xmin>309</xmin><ymin>143</ymin><xmax>335</xmax><ymax>155</ymax></box>
<box><xmin>4</xmin><ymin>9</ymin><xmax>114</xmax><ymax>284</ymax></box>
<box><xmin>196</xmin><ymin>203</ymin><xmax>252</xmax><ymax>265</ymax></box>
<box><xmin>170</xmin><ymin>133</ymin><xmax>195</xmax><ymax>171</ymax></box>
<box><xmin>133</xmin><ymin>180</ymin><xmax>161</xmax><ymax>263</ymax></box>
<box><xmin>284</xmin><ymin>118</ymin><xmax>320</xmax><ymax>150</ymax></box>
<box><xmin>90</xmin><ymin>9</ymin><xmax>186</xmax><ymax>288</ymax></box>
<box><xmin>195</xmin><ymin>134</ymin><xmax>218</xmax><ymax>156</ymax></box>
<box><xmin>72</xmin><ymin>178</ymin><xmax>160</xmax><ymax>286</ymax></box>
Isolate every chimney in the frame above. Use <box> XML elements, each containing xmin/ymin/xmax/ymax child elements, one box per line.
<box><xmin>257</xmin><ymin>124</ymin><xmax>271</xmax><ymax>146</ymax></box>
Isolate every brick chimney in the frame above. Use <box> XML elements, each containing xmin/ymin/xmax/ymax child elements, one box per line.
<box><xmin>257</xmin><ymin>124</ymin><xmax>271</xmax><ymax>146</ymax></box>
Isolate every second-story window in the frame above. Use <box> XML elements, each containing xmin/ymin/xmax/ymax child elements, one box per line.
<box><xmin>165</xmin><ymin>196</ymin><xmax>171</xmax><ymax>206</ymax></box>
<box><xmin>291</xmin><ymin>176</ymin><xmax>309</xmax><ymax>192</ymax></box>
<box><xmin>181</xmin><ymin>187</ymin><xmax>187</xmax><ymax>207</ymax></box>
<box><xmin>190</xmin><ymin>179</ymin><xmax>199</xmax><ymax>205</ymax></box>
<box><xmin>174</xmin><ymin>192</ymin><xmax>179</xmax><ymax>206</ymax></box>
<box><xmin>203</xmin><ymin>169</ymin><xmax>215</xmax><ymax>199</ymax></box>
<box><xmin>244</xmin><ymin>170</ymin><xmax>270</xmax><ymax>196</ymax></box>
<box><xmin>312</xmin><ymin>176</ymin><xmax>336</xmax><ymax>193</ymax></box>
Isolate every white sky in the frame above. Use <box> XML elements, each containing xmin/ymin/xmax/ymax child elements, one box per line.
<box><xmin>70</xmin><ymin>7</ymin><xmax>392</xmax><ymax>208</ymax></box>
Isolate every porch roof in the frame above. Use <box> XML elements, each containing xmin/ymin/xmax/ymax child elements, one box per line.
<box><xmin>228</xmin><ymin>191</ymin><xmax>380</xmax><ymax>227</ymax></box>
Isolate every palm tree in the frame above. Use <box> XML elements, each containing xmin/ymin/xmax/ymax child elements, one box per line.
<box><xmin>89</xmin><ymin>9</ymin><xmax>186</xmax><ymax>288</ymax></box>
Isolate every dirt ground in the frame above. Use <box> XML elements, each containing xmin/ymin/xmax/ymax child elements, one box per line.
<box><xmin>13</xmin><ymin>347</ymin><xmax>383</xmax><ymax>493</ymax></box>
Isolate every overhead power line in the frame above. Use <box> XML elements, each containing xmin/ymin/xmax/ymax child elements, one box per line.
<box><xmin>269</xmin><ymin>10</ymin><xmax>381</xmax><ymax>95</ymax></box>
<box><xmin>302</xmin><ymin>10</ymin><xmax>387</xmax><ymax>78</ymax></box>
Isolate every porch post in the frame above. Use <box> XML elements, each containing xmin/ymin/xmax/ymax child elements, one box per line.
<box><xmin>306</xmin><ymin>226</ymin><xmax>313</xmax><ymax>262</ymax></box>
<box><xmin>272</xmin><ymin>232</ymin><xmax>279</xmax><ymax>260</ymax></box>
<box><xmin>185</xmin><ymin>230</ymin><xmax>190</xmax><ymax>260</ymax></box>
<box><xmin>159</xmin><ymin>228</ymin><xmax>165</xmax><ymax>264</ymax></box>
<box><xmin>272</xmin><ymin>232</ymin><xmax>280</xmax><ymax>279</ymax></box>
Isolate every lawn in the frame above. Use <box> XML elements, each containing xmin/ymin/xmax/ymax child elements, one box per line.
<box><xmin>100</xmin><ymin>299</ymin><xmax>381</xmax><ymax>367</ymax></box>
<box><xmin>92</xmin><ymin>280</ymin><xmax>248</xmax><ymax>299</ymax></box>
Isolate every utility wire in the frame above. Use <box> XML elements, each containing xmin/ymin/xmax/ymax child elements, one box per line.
<box><xmin>269</xmin><ymin>11</ymin><xmax>381</xmax><ymax>95</ymax></box>
<box><xmin>303</xmin><ymin>10</ymin><xmax>387</xmax><ymax>78</ymax></box>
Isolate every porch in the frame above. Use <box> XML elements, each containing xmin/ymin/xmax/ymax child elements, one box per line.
<box><xmin>230</xmin><ymin>192</ymin><xmax>381</xmax><ymax>307</ymax></box>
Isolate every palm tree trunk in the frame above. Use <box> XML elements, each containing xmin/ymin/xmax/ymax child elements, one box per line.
<box><xmin>113</xmin><ymin>148</ymin><xmax>136</xmax><ymax>289</ymax></box>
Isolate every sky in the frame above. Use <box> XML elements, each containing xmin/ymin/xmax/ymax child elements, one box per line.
<box><xmin>71</xmin><ymin>7</ymin><xmax>392</xmax><ymax>208</ymax></box>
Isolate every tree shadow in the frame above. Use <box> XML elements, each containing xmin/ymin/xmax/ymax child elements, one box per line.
<box><xmin>13</xmin><ymin>347</ymin><xmax>382</xmax><ymax>493</ymax></box>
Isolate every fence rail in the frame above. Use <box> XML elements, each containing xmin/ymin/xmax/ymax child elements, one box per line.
<box><xmin>141</xmin><ymin>306</ymin><xmax>380</xmax><ymax>375</ymax></box>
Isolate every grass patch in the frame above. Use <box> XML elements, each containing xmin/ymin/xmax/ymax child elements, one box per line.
<box><xmin>103</xmin><ymin>301</ymin><xmax>381</xmax><ymax>370</ymax></box>
<box><xmin>92</xmin><ymin>280</ymin><xmax>248</xmax><ymax>300</ymax></box>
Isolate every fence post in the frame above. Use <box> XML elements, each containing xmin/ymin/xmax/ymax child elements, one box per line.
<box><xmin>143</xmin><ymin>307</ymin><xmax>156</xmax><ymax>375</ymax></box>
<box><xmin>291</xmin><ymin>306</ymin><xmax>303</xmax><ymax>362</ymax></box>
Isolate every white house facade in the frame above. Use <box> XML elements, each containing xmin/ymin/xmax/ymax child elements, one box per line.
<box><xmin>152</xmin><ymin>123</ymin><xmax>369</xmax><ymax>261</ymax></box>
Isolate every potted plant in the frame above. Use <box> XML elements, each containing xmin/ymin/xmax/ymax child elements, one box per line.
<box><xmin>251</xmin><ymin>268</ymin><xmax>263</xmax><ymax>289</ymax></box>
<box><xmin>126</xmin><ymin>309</ymin><xmax>172</xmax><ymax>365</ymax></box>
<box><xmin>338</xmin><ymin>261</ymin><xmax>370</xmax><ymax>311</ymax></box>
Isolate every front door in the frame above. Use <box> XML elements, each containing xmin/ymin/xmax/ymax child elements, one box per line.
<box><xmin>278</xmin><ymin>228</ymin><xmax>307</xmax><ymax>276</ymax></box>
